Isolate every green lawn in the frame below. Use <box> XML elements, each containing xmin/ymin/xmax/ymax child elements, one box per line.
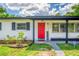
<box><xmin>0</xmin><ymin>44</ymin><xmax>55</xmax><ymax>56</ymax></box>
<box><xmin>58</xmin><ymin>43</ymin><xmax>79</xmax><ymax>56</ymax></box>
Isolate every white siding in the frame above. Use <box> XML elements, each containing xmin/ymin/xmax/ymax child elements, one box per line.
<box><xmin>35</xmin><ymin>20</ymin><xmax>66</xmax><ymax>41</ymax></box>
<box><xmin>1</xmin><ymin>20</ymin><xmax>79</xmax><ymax>41</ymax></box>
<box><xmin>50</xmin><ymin>33</ymin><xmax>66</xmax><ymax>39</ymax></box>
<box><xmin>35</xmin><ymin>20</ymin><xmax>79</xmax><ymax>40</ymax></box>
<box><xmin>0</xmin><ymin>20</ymin><xmax>33</xmax><ymax>40</ymax></box>
<box><xmin>68</xmin><ymin>33</ymin><xmax>79</xmax><ymax>38</ymax></box>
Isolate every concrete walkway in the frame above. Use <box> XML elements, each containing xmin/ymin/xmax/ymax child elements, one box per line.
<box><xmin>48</xmin><ymin>42</ymin><xmax>65</xmax><ymax>56</ymax></box>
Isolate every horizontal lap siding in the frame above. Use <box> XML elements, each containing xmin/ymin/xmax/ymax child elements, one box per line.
<box><xmin>50</xmin><ymin>33</ymin><xmax>66</xmax><ymax>38</ymax></box>
<box><xmin>0</xmin><ymin>19</ymin><xmax>33</xmax><ymax>40</ymax></box>
<box><xmin>1</xmin><ymin>20</ymin><xmax>79</xmax><ymax>40</ymax></box>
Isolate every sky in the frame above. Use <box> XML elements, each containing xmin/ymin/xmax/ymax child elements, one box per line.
<box><xmin>0</xmin><ymin>3</ymin><xmax>77</xmax><ymax>17</ymax></box>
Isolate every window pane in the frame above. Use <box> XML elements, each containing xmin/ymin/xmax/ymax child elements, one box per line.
<box><xmin>17</xmin><ymin>23</ymin><xmax>26</xmax><ymax>30</ymax></box>
<box><xmin>60</xmin><ymin>23</ymin><xmax>66</xmax><ymax>32</ymax></box>
<box><xmin>52</xmin><ymin>23</ymin><xmax>59</xmax><ymax>32</ymax></box>
<box><xmin>75</xmin><ymin>23</ymin><xmax>79</xmax><ymax>32</ymax></box>
<box><xmin>68</xmin><ymin>23</ymin><xmax>74</xmax><ymax>32</ymax></box>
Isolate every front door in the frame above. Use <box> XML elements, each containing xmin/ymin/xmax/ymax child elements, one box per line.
<box><xmin>38</xmin><ymin>23</ymin><xmax>45</xmax><ymax>40</ymax></box>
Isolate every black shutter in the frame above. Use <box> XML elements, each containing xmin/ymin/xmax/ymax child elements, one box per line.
<box><xmin>12</xmin><ymin>22</ymin><xmax>16</xmax><ymax>30</ymax></box>
<box><xmin>26</xmin><ymin>22</ymin><xmax>30</xmax><ymax>30</ymax></box>
<box><xmin>0</xmin><ymin>23</ymin><xmax>2</xmax><ymax>30</ymax></box>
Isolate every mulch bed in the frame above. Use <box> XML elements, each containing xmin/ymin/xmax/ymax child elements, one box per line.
<box><xmin>0</xmin><ymin>40</ymin><xmax>33</xmax><ymax>48</ymax></box>
<box><xmin>7</xmin><ymin>44</ymin><xmax>28</xmax><ymax>48</ymax></box>
<box><xmin>0</xmin><ymin>40</ymin><xmax>32</xmax><ymax>44</ymax></box>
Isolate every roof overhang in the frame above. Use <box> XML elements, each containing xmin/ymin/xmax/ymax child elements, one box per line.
<box><xmin>0</xmin><ymin>16</ymin><xmax>79</xmax><ymax>20</ymax></box>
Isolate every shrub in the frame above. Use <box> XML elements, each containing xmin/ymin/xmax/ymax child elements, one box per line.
<box><xmin>17</xmin><ymin>32</ymin><xmax>24</xmax><ymax>40</ymax></box>
<box><xmin>16</xmin><ymin>32</ymin><xmax>25</xmax><ymax>47</ymax></box>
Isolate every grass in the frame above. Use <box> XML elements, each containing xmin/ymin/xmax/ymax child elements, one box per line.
<box><xmin>0</xmin><ymin>44</ymin><xmax>55</xmax><ymax>56</ymax></box>
<box><xmin>58</xmin><ymin>43</ymin><xmax>79</xmax><ymax>56</ymax></box>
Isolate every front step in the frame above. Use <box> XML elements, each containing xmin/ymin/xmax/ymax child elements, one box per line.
<box><xmin>35</xmin><ymin>40</ymin><xmax>47</xmax><ymax>44</ymax></box>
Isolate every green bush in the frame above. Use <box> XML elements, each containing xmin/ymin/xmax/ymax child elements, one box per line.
<box><xmin>17</xmin><ymin>32</ymin><xmax>24</xmax><ymax>40</ymax></box>
<box><xmin>16</xmin><ymin>32</ymin><xmax>25</xmax><ymax>46</ymax></box>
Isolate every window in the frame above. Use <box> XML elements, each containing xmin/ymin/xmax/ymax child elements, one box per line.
<box><xmin>68</xmin><ymin>23</ymin><xmax>74</xmax><ymax>32</ymax></box>
<box><xmin>52</xmin><ymin>23</ymin><xmax>59</xmax><ymax>32</ymax></box>
<box><xmin>12</xmin><ymin>22</ymin><xmax>16</xmax><ymax>30</ymax></box>
<box><xmin>17</xmin><ymin>22</ymin><xmax>30</xmax><ymax>30</ymax></box>
<box><xmin>17</xmin><ymin>23</ymin><xmax>26</xmax><ymax>30</ymax></box>
<box><xmin>75</xmin><ymin>23</ymin><xmax>79</xmax><ymax>32</ymax></box>
<box><xmin>60</xmin><ymin>23</ymin><xmax>66</xmax><ymax>32</ymax></box>
<box><xmin>0</xmin><ymin>23</ymin><xmax>2</xmax><ymax>30</ymax></box>
<box><xmin>52</xmin><ymin>23</ymin><xmax>75</xmax><ymax>32</ymax></box>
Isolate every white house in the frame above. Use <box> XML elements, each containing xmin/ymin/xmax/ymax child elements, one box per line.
<box><xmin>0</xmin><ymin>16</ymin><xmax>79</xmax><ymax>43</ymax></box>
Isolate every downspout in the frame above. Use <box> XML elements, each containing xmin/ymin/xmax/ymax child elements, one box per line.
<box><xmin>33</xmin><ymin>19</ymin><xmax>35</xmax><ymax>43</ymax></box>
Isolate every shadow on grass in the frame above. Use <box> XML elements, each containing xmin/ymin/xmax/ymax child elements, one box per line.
<box><xmin>57</xmin><ymin>43</ymin><xmax>79</xmax><ymax>50</ymax></box>
<box><xmin>26</xmin><ymin>43</ymin><xmax>52</xmax><ymax>51</ymax></box>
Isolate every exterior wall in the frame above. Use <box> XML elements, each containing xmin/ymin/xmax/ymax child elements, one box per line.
<box><xmin>0</xmin><ymin>19</ymin><xmax>79</xmax><ymax>41</ymax></box>
<box><xmin>68</xmin><ymin>33</ymin><xmax>79</xmax><ymax>38</ymax></box>
<box><xmin>48</xmin><ymin>21</ymin><xmax>66</xmax><ymax>39</ymax></box>
<box><xmin>35</xmin><ymin>20</ymin><xmax>66</xmax><ymax>41</ymax></box>
<box><xmin>35</xmin><ymin>20</ymin><xmax>79</xmax><ymax>41</ymax></box>
<box><xmin>0</xmin><ymin>19</ymin><xmax>33</xmax><ymax>40</ymax></box>
<box><xmin>68</xmin><ymin>20</ymin><xmax>79</xmax><ymax>38</ymax></box>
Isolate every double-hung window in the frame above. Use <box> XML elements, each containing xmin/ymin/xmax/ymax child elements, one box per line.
<box><xmin>12</xmin><ymin>22</ymin><xmax>30</xmax><ymax>30</ymax></box>
<box><xmin>60</xmin><ymin>23</ymin><xmax>66</xmax><ymax>32</ymax></box>
<box><xmin>68</xmin><ymin>23</ymin><xmax>74</xmax><ymax>32</ymax></box>
<box><xmin>52</xmin><ymin>23</ymin><xmax>59</xmax><ymax>32</ymax></box>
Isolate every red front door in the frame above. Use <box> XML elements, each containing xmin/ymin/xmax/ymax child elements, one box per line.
<box><xmin>38</xmin><ymin>23</ymin><xmax>45</xmax><ymax>40</ymax></box>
